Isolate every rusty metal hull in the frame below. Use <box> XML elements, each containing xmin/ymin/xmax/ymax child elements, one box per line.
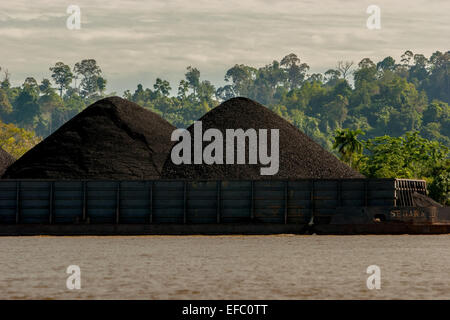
<box><xmin>0</xmin><ymin>204</ymin><xmax>449</xmax><ymax>236</ymax></box>
<box><xmin>0</xmin><ymin>223</ymin><xmax>309</xmax><ymax>236</ymax></box>
<box><xmin>312</xmin><ymin>223</ymin><xmax>450</xmax><ymax>235</ymax></box>
<box><xmin>0</xmin><ymin>221</ymin><xmax>448</xmax><ymax>236</ymax></box>
<box><xmin>312</xmin><ymin>206</ymin><xmax>450</xmax><ymax>235</ymax></box>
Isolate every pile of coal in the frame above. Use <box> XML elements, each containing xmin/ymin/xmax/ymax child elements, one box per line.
<box><xmin>162</xmin><ymin>97</ymin><xmax>364</xmax><ymax>179</ymax></box>
<box><xmin>2</xmin><ymin>97</ymin><xmax>175</xmax><ymax>180</ymax></box>
<box><xmin>0</xmin><ymin>148</ymin><xmax>15</xmax><ymax>176</ymax></box>
<box><xmin>412</xmin><ymin>192</ymin><xmax>443</xmax><ymax>208</ymax></box>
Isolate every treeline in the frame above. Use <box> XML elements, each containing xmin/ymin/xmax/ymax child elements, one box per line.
<box><xmin>124</xmin><ymin>50</ymin><xmax>449</xmax><ymax>151</ymax></box>
<box><xmin>0</xmin><ymin>51</ymin><xmax>448</xmax><ymax>200</ymax></box>
<box><xmin>0</xmin><ymin>59</ymin><xmax>108</xmax><ymax>139</ymax></box>
<box><xmin>333</xmin><ymin>129</ymin><xmax>449</xmax><ymax>205</ymax></box>
<box><xmin>1</xmin><ymin>51</ymin><xmax>449</xmax><ymax>148</ymax></box>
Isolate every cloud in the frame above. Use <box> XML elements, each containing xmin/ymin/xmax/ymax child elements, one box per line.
<box><xmin>0</xmin><ymin>0</ymin><xmax>448</xmax><ymax>93</ymax></box>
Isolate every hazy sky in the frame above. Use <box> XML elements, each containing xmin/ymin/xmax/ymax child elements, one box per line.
<box><xmin>0</xmin><ymin>0</ymin><xmax>448</xmax><ymax>94</ymax></box>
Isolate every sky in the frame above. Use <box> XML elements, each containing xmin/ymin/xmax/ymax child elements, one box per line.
<box><xmin>0</xmin><ymin>0</ymin><xmax>448</xmax><ymax>94</ymax></box>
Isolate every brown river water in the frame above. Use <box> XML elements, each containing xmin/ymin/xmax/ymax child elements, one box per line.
<box><xmin>0</xmin><ymin>235</ymin><xmax>449</xmax><ymax>299</ymax></box>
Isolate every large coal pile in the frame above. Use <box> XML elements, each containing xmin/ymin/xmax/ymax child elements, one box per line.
<box><xmin>162</xmin><ymin>97</ymin><xmax>364</xmax><ymax>179</ymax></box>
<box><xmin>2</xmin><ymin>97</ymin><xmax>175</xmax><ymax>179</ymax></box>
<box><xmin>0</xmin><ymin>148</ymin><xmax>15</xmax><ymax>176</ymax></box>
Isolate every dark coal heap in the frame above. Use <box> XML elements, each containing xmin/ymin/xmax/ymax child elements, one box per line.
<box><xmin>162</xmin><ymin>97</ymin><xmax>364</xmax><ymax>179</ymax></box>
<box><xmin>412</xmin><ymin>192</ymin><xmax>443</xmax><ymax>208</ymax></box>
<box><xmin>0</xmin><ymin>148</ymin><xmax>15</xmax><ymax>176</ymax></box>
<box><xmin>2</xmin><ymin>97</ymin><xmax>176</xmax><ymax>180</ymax></box>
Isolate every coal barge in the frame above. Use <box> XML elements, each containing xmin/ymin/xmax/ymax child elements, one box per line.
<box><xmin>1</xmin><ymin>97</ymin><xmax>447</xmax><ymax>235</ymax></box>
<box><xmin>0</xmin><ymin>178</ymin><xmax>448</xmax><ymax>235</ymax></box>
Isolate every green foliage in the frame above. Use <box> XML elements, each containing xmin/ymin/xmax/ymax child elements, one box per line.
<box><xmin>333</xmin><ymin>129</ymin><xmax>364</xmax><ymax>169</ymax></box>
<box><xmin>0</xmin><ymin>51</ymin><xmax>449</xmax><ymax>204</ymax></box>
<box><xmin>13</xmin><ymin>86</ymin><xmax>40</xmax><ymax>128</ymax></box>
<box><xmin>331</xmin><ymin>129</ymin><xmax>449</xmax><ymax>204</ymax></box>
<box><xmin>360</xmin><ymin>131</ymin><xmax>448</xmax><ymax>179</ymax></box>
<box><xmin>0</xmin><ymin>120</ymin><xmax>41</xmax><ymax>158</ymax></box>
<box><xmin>74</xmin><ymin>59</ymin><xmax>103</xmax><ymax>98</ymax></box>
<box><xmin>50</xmin><ymin>62</ymin><xmax>73</xmax><ymax>97</ymax></box>
<box><xmin>0</xmin><ymin>88</ymin><xmax>13</xmax><ymax>115</ymax></box>
<box><xmin>428</xmin><ymin>161</ymin><xmax>450</xmax><ymax>205</ymax></box>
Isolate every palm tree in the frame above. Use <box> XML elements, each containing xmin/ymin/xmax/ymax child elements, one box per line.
<box><xmin>333</xmin><ymin>128</ymin><xmax>365</xmax><ymax>169</ymax></box>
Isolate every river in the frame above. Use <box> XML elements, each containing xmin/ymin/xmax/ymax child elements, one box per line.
<box><xmin>0</xmin><ymin>235</ymin><xmax>449</xmax><ymax>299</ymax></box>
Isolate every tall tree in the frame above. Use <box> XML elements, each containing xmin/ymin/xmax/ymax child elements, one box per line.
<box><xmin>185</xmin><ymin>66</ymin><xmax>200</xmax><ymax>96</ymax></box>
<box><xmin>223</xmin><ymin>64</ymin><xmax>256</xmax><ymax>97</ymax></box>
<box><xmin>39</xmin><ymin>79</ymin><xmax>54</xmax><ymax>95</ymax></box>
<box><xmin>50</xmin><ymin>62</ymin><xmax>74</xmax><ymax>97</ymax></box>
<box><xmin>23</xmin><ymin>77</ymin><xmax>39</xmax><ymax>93</ymax></box>
<box><xmin>0</xmin><ymin>67</ymin><xmax>11</xmax><ymax>89</ymax></box>
<box><xmin>177</xmin><ymin>80</ymin><xmax>190</xmax><ymax>99</ymax></box>
<box><xmin>74</xmin><ymin>59</ymin><xmax>102</xmax><ymax>98</ymax></box>
<box><xmin>333</xmin><ymin>128</ymin><xmax>364</xmax><ymax>169</ymax></box>
<box><xmin>13</xmin><ymin>86</ymin><xmax>40</xmax><ymax>128</ymax></box>
<box><xmin>324</xmin><ymin>69</ymin><xmax>341</xmax><ymax>86</ymax></box>
<box><xmin>96</xmin><ymin>76</ymin><xmax>107</xmax><ymax>96</ymax></box>
<box><xmin>280</xmin><ymin>53</ymin><xmax>309</xmax><ymax>90</ymax></box>
<box><xmin>427</xmin><ymin>50</ymin><xmax>449</xmax><ymax>103</ymax></box>
<box><xmin>336</xmin><ymin>61</ymin><xmax>354</xmax><ymax>80</ymax></box>
<box><xmin>0</xmin><ymin>89</ymin><xmax>12</xmax><ymax>116</ymax></box>
<box><xmin>153</xmin><ymin>78</ymin><xmax>171</xmax><ymax>97</ymax></box>
<box><xmin>376</xmin><ymin>56</ymin><xmax>396</xmax><ymax>72</ymax></box>
<box><xmin>354</xmin><ymin>58</ymin><xmax>377</xmax><ymax>88</ymax></box>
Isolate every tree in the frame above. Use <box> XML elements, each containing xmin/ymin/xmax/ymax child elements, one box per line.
<box><xmin>39</xmin><ymin>79</ymin><xmax>54</xmax><ymax>95</ymax></box>
<box><xmin>423</xmin><ymin>101</ymin><xmax>449</xmax><ymax>124</ymax></box>
<box><xmin>97</xmin><ymin>76</ymin><xmax>107</xmax><ymax>95</ymax></box>
<box><xmin>185</xmin><ymin>66</ymin><xmax>200</xmax><ymax>96</ymax></box>
<box><xmin>361</xmin><ymin>132</ymin><xmax>448</xmax><ymax>179</ymax></box>
<box><xmin>153</xmin><ymin>78</ymin><xmax>171</xmax><ymax>97</ymax></box>
<box><xmin>426</xmin><ymin>50</ymin><xmax>449</xmax><ymax>103</ymax></box>
<box><xmin>354</xmin><ymin>58</ymin><xmax>377</xmax><ymax>88</ymax></box>
<box><xmin>177</xmin><ymin>80</ymin><xmax>190</xmax><ymax>99</ymax></box>
<box><xmin>307</xmin><ymin>73</ymin><xmax>324</xmax><ymax>83</ymax></box>
<box><xmin>23</xmin><ymin>77</ymin><xmax>39</xmax><ymax>93</ymax></box>
<box><xmin>223</xmin><ymin>64</ymin><xmax>256</xmax><ymax>97</ymax></box>
<box><xmin>400</xmin><ymin>50</ymin><xmax>414</xmax><ymax>66</ymax></box>
<box><xmin>50</xmin><ymin>62</ymin><xmax>74</xmax><ymax>97</ymax></box>
<box><xmin>215</xmin><ymin>84</ymin><xmax>235</xmax><ymax>101</ymax></box>
<box><xmin>280</xmin><ymin>53</ymin><xmax>309</xmax><ymax>89</ymax></box>
<box><xmin>0</xmin><ymin>120</ymin><xmax>41</xmax><ymax>158</ymax></box>
<box><xmin>197</xmin><ymin>80</ymin><xmax>216</xmax><ymax>104</ymax></box>
<box><xmin>0</xmin><ymin>89</ymin><xmax>12</xmax><ymax>116</ymax></box>
<box><xmin>333</xmin><ymin>128</ymin><xmax>364</xmax><ymax>169</ymax></box>
<box><xmin>0</xmin><ymin>67</ymin><xmax>11</xmax><ymax>89</ymax></box>
<box><xmin>324</xmin><ymin>69</ymin><xmax>341</xmax><ymax>86</ymax></box>
<box><xmin>74</xmin><ymin>59</ymin><xmax>102</xmax><ymax>97</ymax></box>
<box><xmin>324</xmin><ymin>94</ymin><xmax>349</xmax><ymax>130</ymax></box>
<box><xmin>337</xmin><ymin>61</ymin><xmax>354</xmax><ymax>80</ymax></box>
<box><xmin>13</xmin><ymin>86</ymin><xmax>40</xmax><ymax>128</ymax></box>
<box><xmin>377</xmin><ymin>56</ymin><xmax>396</xmax><ymax>72</ymax></box>
<box><xmin>428</xmin><ymin>161</ymin><xmax>450</xmax><ymax>205</ymax></box>
<box><xmin>37</xmin><ymin>91</ymin><xmax>63</xmax><ymax>135</ymax></box>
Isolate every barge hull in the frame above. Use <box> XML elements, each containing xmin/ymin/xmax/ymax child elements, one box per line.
<box><xmin>0</xmin><ymin>222</ymin><xmax>449</xmax><ymax>236</ymax></box>
<box><xmin>0</xmin><ymin>179</ymin><xmax>448</xmax><ymax>235</ymax></box>
<box><xmin>0</xmin><ymin>223</ymin><xmax>309</xmax><ymax>236</ymax></box>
